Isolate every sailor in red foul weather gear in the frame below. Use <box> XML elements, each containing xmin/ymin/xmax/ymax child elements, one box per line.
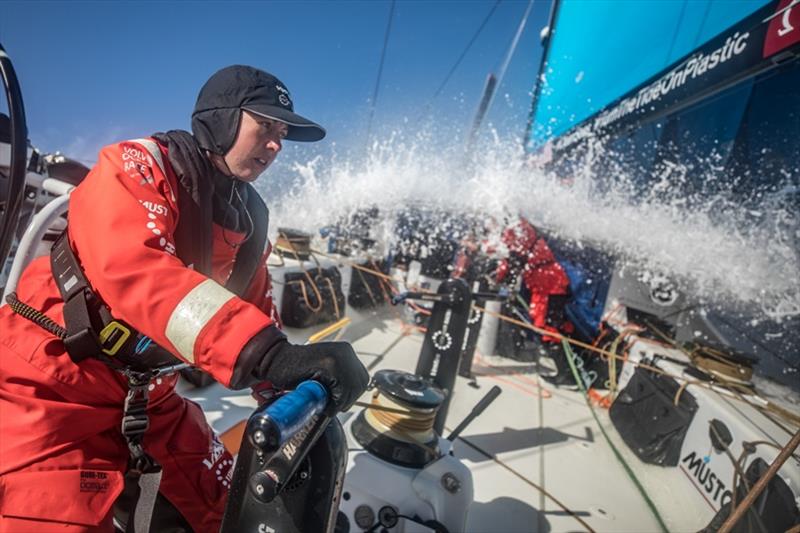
<box><xmin>496</xmin><ymin>216</ymin><xmax>573</xmax><ymax>342</ymax></box>
<box><xmin>0</xmin><ymin>65</ymin><xmax>369</xmax><ymax>532</ymax></box>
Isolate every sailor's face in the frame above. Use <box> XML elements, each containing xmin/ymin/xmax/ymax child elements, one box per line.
<box><xmin>223</xmin><ymin>110</ymin><xmax>288</xmax><ymax>182</ymax></box>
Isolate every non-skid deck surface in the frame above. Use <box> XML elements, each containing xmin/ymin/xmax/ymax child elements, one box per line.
<box><xmin>180</xmin><ymin>308</ymin><xmax>706</xmax><ymax>532</ymax></box>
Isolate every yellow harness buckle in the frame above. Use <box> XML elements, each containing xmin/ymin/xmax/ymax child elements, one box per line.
<box><xmin>99</xmin><ymin>321</ymin><xmax>131</xmax><ymax>356</ymax></box>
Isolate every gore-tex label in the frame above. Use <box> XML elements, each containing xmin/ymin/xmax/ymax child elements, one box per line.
<box><xmin>79</xmin><ymin>470</ymin><xmax>110</xmax><ymax>493</ymax></box>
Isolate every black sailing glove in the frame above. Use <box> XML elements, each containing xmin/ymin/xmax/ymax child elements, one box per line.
<box><xmin>255</xmin><ymin>340</ymin><xmax>370</xmax><ymax>413</ymax></box>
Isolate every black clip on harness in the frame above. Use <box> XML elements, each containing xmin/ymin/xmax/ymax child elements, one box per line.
<box><xmin>117</xmin><ymin>362</ymin><xmax>190</xmax><ymax>533</ymax></box>
<box><xmin>120</xmin><ymin>369</ymin><xmax>163</xmax><ymax>533</ymax></box>
<box><xmin>119</xmin><ymin>361</ymin><xmax>189</xmax><ymax>474</ymax></box>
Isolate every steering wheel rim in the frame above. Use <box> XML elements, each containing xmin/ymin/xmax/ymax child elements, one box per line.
<box><xmin>0</xmin><ymin>43</ymin><xmax>28</xmax><ymax>280</ymax></box>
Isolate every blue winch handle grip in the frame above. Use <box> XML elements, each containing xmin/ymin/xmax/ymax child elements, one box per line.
<box><xmin>390</xmin><ymin>292</ymin><xmax>408</xmax><ymax>305</ymax></box>
<box><xmin>251</xmin><ymin>380</ymin><xmax>328</xmax><ymax>452</ymax></box>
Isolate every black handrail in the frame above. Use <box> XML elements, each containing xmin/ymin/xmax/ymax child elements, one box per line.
<box><xmin>0</xmin><ymin>43</ymin><xmax>28</xmax><ymax>277</ymax></box>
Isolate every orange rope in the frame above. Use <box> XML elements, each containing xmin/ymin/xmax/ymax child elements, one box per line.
<box><xmin>475</xmin><ymin>304</ymin><xmax>800</xmax><ymax>427</ymax></box>
<box><xmin>304</xmin><ymin>252</ymin><xmax>799</xmax><ymax>427</ymax></box>
<box><xmin>474</xmin><ymin>350</ymin><xmax>552</xmax><ymax>399</ymax></box>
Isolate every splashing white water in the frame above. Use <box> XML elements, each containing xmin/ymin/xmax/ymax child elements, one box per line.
<box><xmin>260</xmin><ymin>130</ymin><xmax>799</xmax><ymax>323</ymax></box>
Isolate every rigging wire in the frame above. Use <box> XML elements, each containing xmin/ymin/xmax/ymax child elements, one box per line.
<box><xmin>419</xmin><ymin>0</ymin><xmax>503</xmax><ymax>117</ymax></box>
<box><xmin>488</xmin><ymin>0</ymin><xmax>536</xmax><ymax>116</ymax></box>
<box><xmin>365</xmin><ymin>0</ymin><xmax>396</xmax><ymax>147</ymax></box>
<box><xmin>467</xmin><ymin>0</ymin><xmax>536</xmax><ymax>147</ymax></box>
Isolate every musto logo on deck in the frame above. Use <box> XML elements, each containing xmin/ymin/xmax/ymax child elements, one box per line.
<box><xmin>681</xmin><ymin>451</ymin><xmax>732</xmax><ymax>508</ymax></box>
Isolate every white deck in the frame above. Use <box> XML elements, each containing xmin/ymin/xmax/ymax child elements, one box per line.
<box><xmin>180</xmin><ymin>306</ymin><xmax>735</xmax><ymax>533</ymax></box>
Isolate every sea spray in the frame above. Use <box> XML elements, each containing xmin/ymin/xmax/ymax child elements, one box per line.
<box><xmin>261</xmin><ymin>129</ymin><xmax>798</xmax><ymax>327</ymax></box>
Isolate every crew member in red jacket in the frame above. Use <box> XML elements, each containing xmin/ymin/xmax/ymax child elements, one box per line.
<box><xmin>0</xmin><ymin>65</ymin><xmax>368</xmax><ymax>532</ymax></box>
<box><xmin>496</xmin><ymin>216</ymin><xmax>573</xmax><ymax>341</ymax></box>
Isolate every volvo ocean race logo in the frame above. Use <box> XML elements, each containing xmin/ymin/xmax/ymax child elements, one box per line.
<box><xmin>121</xmin><ymin>143</ymin><xmax>156</xmax><ymax>186</ymax></box>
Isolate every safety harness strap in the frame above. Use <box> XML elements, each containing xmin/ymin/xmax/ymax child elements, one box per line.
<box><xmin>52</xmin><ymin>232</ymin><xmax>107</xmax><ymax>362</ymax></box>
<box><xmin>130</xmin><ymin>468</ymin><xmax>163</xmax><ymax>533</ymax></box>
<box><xmin>51</xmin><ymin>232</ymin><xmax>141</xmax><ymax>364</ymax></box>
<box><xmin>121</xmin><ymin>370</ymin><xmax>162</xmax><ymax>533</ymax></box>
<box><xmin>47</xmin><ymin>233</ymin><xmax>165</xmax><ymax>531</ymax></box>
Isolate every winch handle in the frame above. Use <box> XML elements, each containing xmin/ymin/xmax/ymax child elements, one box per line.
<box><xmin>446</xmin><ymin>385</ymin><xmax>502</xmax><ymax>441</ymax></box>
<box><xmin>391</xmin><ymin>291</ymin><xmax>452</xmax><ymax>305</ymax></box>
<box><xmin>246</xmin><ymin>380</ymin><xmax>329</xmax><ymax>453</ymax></box>
<box><xmin>392</xmin><ymin>286</ymin><xmax>508</xmax><ymax>305</ymax></box>
<box><xmin>472</xmin><ymin>286</ymin><xmax>509</xmax><ymax>301</ymax></box>
<box><xmin>221</xmin><ymin>381</ymin><xmax>341</xmax><ymax>531</ymax></box>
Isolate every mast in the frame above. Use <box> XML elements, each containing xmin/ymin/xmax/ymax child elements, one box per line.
<box><xmin>522</xmin><ymin>0</ymin><xmax>561</xmax><ymax>151</ymax></box>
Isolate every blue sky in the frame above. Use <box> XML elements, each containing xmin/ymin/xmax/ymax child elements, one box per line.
<box><xmin>1</xmin><ymin>0</ymin><xmax>550</xmax><ymax>166</ymax></box>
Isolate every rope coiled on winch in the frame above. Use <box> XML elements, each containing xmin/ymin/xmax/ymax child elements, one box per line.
<box><xmin>364</xmin><ymin>390</ymin><xmax>437</xmax><ymax>439</ymax></box>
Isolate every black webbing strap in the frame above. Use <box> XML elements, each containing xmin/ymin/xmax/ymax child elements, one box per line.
<box><xmin>49</xmin><ymin>233</ymin><xmax>163</xmax><ymax>530</ymax></box>
<box><xmin>121</xmin><ymin>370</ymin><xmax>162</xmax><ymax>533</ymax></box>
<box><xmin>51</xmin><ymin>231</ymin><xmax>129</xmax><ymax>363</ymax></box>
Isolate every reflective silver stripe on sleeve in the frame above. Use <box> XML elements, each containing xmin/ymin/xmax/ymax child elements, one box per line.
<box><xmin>129</xmin><ymin>138</ymin><xmax>166</xmax><ymax>175</ymax></box>
<box><xmin>165</xmin><ymin>279</ymin><xmax>236</xmax><ymax>363</ymax></box>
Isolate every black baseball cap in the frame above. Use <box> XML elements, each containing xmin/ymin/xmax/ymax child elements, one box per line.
<box><xmin>192</xmin><ymin>65</ymin><xmax>325</xmax><ymax>154</ymax></box>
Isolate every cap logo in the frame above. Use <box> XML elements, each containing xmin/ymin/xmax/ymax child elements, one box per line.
<box><xmin>275</xmin><ymin>84</ymin><xmax>292</xmax><ymax>107</ymax></box>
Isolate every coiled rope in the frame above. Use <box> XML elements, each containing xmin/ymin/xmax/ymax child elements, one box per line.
<box><xmin>365</xmin><ymin>390</ymin><xmax>438</xmax><ymax>437</ymax></box>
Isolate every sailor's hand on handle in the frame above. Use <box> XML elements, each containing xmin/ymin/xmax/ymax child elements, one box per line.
<box><xmin>249</xmin><ymin>380</ymin><xmax>328</xmax><ymax>453</ymax></box>
<box><xmin>257</xmin><ymin>340</ymin><xmax>369</xmax><ymax>413</ymax></box>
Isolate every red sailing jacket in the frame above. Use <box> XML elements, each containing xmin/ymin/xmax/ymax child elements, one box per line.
<box><xmin>496</xmin><ymin>217</ymin><xmax>569</xmax><ymax>296</ymax></box>
<box><xmin>69</xmin><ymin>137</ymin><xmax>280</xmax><ymax>384</ymax></box>
<box><xmin>496</xmin><ymin>218</ymin><xmax>570</xmax><ymax>333</ymax></box>
<box><xmin>0</xmin><ymin>137</ymin><xmax>280</xmax><ymax>530</ymax></box>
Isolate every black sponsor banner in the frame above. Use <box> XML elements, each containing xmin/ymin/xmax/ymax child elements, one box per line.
<box><xmin>552</xmin><ymin>0</ymin><xmax>800</xmax><ymax>154</ymax></box>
